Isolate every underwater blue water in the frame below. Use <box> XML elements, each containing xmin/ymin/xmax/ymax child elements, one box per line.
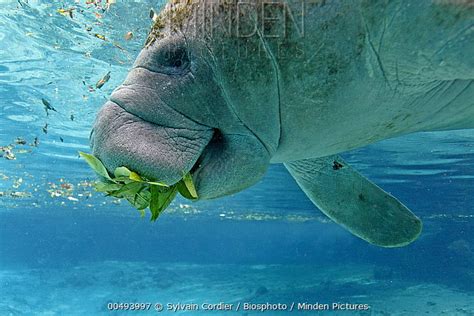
<box><xmin>1</xmin><ymin>1</ymin><xmax>473</xmax><ymax>315</ymax></box>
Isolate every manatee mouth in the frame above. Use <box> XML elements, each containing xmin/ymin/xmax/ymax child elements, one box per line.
<box><xmin>91</xmin><ymin>89</ymin><xmax>270</xmax><ymax>200</ymax></box>
<box><xmin>90</xmin><ymin>100</ymin><xmax>214</xmax><ymax>186</ymax></box>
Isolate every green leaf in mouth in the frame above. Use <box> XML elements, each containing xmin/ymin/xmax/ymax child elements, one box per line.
<box><xmin>177</xmin><ymin>172</ymin><xmax>198</xmax><ymax>200</ymax></box>
<box><xmin>79</xmin><ymin>152</ymin><xmax>198</xmax><ymax>221</ymax></box>
<box><xmin>107</xmin><ymin>182</ymin><xmax>143</xmax><ymax>199</ymax></box>
<box><xmin>94</xmin><ymin>182</ymin><xmax>122</xmax><ymax>192</ymax></box>
<box><xmin>181</xmin><ymin>172</ymin><xmax>198</xmax><ymax>199</ymax></box>
<box><xmin>79</xmin><ymin>151</ymin><xmax>114</xmax><ymax>182</ymax></box>
<box><xmin>129</xmin><ymin>171</ymin><xmax>143</xmax><ymax>182</ymax></box>
<box><xmin>113</xmin><ymin>166</ymin><xmax>131</xmax><ymax>178</ymax></box>
<box><xmin>150</xmin><ymin>184</ymin><xmax>178</xmax><ymax>221</ymax></box>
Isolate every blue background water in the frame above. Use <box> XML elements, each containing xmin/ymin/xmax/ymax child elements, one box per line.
<box><xmin>1</xmin><ymin>1</ymin><xmax>473</xmax><ymax>315</ymax></box>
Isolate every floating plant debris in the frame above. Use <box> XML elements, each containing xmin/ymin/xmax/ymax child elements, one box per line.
<box><xmin>150</xmin><ymin>9</ymin><xmax>157</xmax><ymax>21</ymax></box>
<box><xmin>42</xmin><ymin>98</ymin><xmax>57</xmax><ymax>115</ymax></box>
<box><xmin>10</xmin><ymin>191</ymin><xmax>31</xmax><ymax>198</ymax></box>
<box><xmin>14</xmin><ymin>137</ymin><xmax>27</xmax><ymax>145</ymax></box>
<box><xmin>94</xmin><ymin>33</ymin><xmax>107</xmax><ymax>41</ymax></box>
<box><xmin>1</xmin><ymin>146</ymin><xmax>16</xmax><ymax>160</ymax></box>
<box><xmin>57</xmin><ymin>7</ymin><xmax>75</xmax><ymax>18</ymax></box>
<box><xmin>32</xmin><ymin>137</ymin><xmax>39</xmax><ymax>147</ymax></box>
<box><xmin>124</xmin><ymin>31</ymin><xmax>133</xmax><ymax>40</ymax></box>
<box><xmin>113</xmin><ymin>43</ymin><xmax>125</xmax><ymax>51</ymax></box>
<box><xmin>79</xmin><ymin>152</ymin><xmax>198</xmax><ymax>221</ymax></box>
<box><xmin>96</xmin><ymin>71</ymin><xmax>110</xmax><ymax>89</ymax></box>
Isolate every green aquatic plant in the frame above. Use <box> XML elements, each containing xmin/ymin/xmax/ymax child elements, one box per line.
<box><xmin>79</xmin><ymin>152</ymin><xmax>197</xmax><ymax>221</ymax></box>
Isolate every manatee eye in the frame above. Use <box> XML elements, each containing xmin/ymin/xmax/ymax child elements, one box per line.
<box><xmin>160</xmin><ymin>46</ymin><xmax>190</xmax><ymax>71</ymax></box>
<box><xmin>147</xmin><ymin>38</ymin><xmax>191</xmax><ymax>75</ymax></box>
<box><xmin>173</xmin><ymin>59</ymin><xmax>182</xmax><ymax>68</ymax></box>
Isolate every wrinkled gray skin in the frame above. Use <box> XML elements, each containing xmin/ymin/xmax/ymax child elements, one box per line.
<box><xmin>91</xmin><ymin>1</ymin><xmax>473</xmax><ymax>201</ymax></box>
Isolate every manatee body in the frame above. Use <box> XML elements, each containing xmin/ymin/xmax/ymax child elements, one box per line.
<box><xmin>91</xmin><ymin>0</ymin><xmax>474</xmax><ymax>247</ymax></box>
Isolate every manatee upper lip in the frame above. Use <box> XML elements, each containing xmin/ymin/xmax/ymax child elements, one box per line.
<box><xmin>106</xmin><ymin>98</ymin><xmax>214</xmax><ymax>172</ymax></box>
<box><xmin>91</xmin><ymin>99</ymin><xmax>214</xmax><ymax>185</ymax></box>
<box><xmin>110</xmin><ymin>82</ymin><xmax>208</xmax><ymax>131</ymax></box>
<box><xmin>108</xmin><ymin>97</ymin><xmax>160</xmax><ymax>128</ymax></box>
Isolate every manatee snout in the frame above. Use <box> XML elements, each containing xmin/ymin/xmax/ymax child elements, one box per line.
<box><xmin>91</xmin><ymin>99</ymin><xmax>213</xmax><ymax>187</ymax></box>
<box><xmin>91</xmin><ymin>93</ymin><xmax>269</xmax><ymax>200</ymax></box>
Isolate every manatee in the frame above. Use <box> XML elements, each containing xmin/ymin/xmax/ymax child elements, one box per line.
<box><xmin>90</xmin><ymin>0</ymin><xmax>474</xmax><ymax>247</ymax></box>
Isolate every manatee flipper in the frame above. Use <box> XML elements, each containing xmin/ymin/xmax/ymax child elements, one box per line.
<box><xmin>284</xmin><ymin>155</ymin><xmax>422</xmax><ymax>247</ymax></box>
